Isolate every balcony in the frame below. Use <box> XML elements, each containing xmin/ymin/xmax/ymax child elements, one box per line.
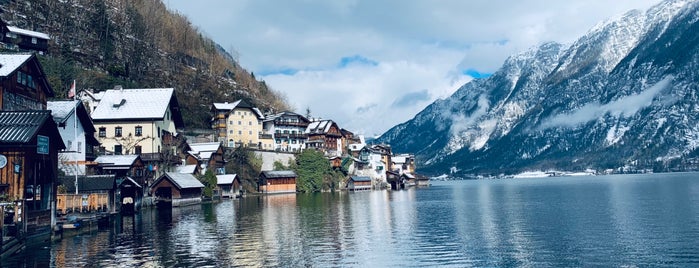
<box><xmin>275</xmin><ymin>121</ymin><xmax>309</xmax><ymax>127</ymax></box>
<box><xmin>275</xmin><ymin>133</ymin><xmax>307</xmax><ymax>139</ymax></box>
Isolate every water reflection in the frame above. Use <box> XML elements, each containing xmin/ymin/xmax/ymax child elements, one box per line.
<box><xmin>3</xmin><ymin>173</ymin><xmax>699</xmax><ymax>267</ymax></box>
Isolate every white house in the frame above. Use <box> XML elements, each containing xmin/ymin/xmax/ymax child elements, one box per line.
<box><xmin>88</xmin><ymin>86</ymin><xmax>184</xmax><ymax>161</ymax></box>
<box><xmin>262</xmin><ymin>111</ymin><xmax>310</xmax><ymax>152</ymax></box>
<box><xmin>48</xmin><ymin>100</ymin><xmax>100</xmax><ymax>175</ymax></box>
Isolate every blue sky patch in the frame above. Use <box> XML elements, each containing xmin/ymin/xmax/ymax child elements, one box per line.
<box><xmin>463</xmin><ymin>69</ymin><xmax>492</xmax><ymax>79</ymax></box>
<box><xmin>338</xmin><ymin>55</ymin><xmax>379</xmax><ymax>68</ymax></box>
<box><xmin>257</xmin><ymin>68</ymin><xmax>299</xmax><ymax>76</ymax></box>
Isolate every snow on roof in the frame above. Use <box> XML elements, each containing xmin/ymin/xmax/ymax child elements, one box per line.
<box><xmin>90</xmin><ymin>88</ymin><xmax>174</xmax><ymax>120</ymax></box>
<box><xmin>162</xmin><ymin>172</ymin><xmax>204</xmax><ymax>189</ymax></box>
<box><xmin>217</xmin><ymin>174</ymin><xmax>237</xmax><ymax>185</ymax></box>
<box><xmin>305</xmin><ymin>120</ymin><xmax>335</xmax><ymax>134</ymax></box>
<box><xmin>176</xmin><ymin>165</ymin><xmax>197</xmax><ymax>174</ymax></box>
<box><xmin>47</xmin><ymin>100</ymin><xmax>79</xmax><ymax>123</ymax></box>
<box><xmin>0</xmin><ymin>53</ymin><xmax>32</xmax><ymax>76</ymax></box>
<box><xmin>7</xmin><ymin>26</ymin><xmax>50</xmax><ymax>40</ymax></box>
<box><xmin>213</xmin><ymin>100</ymin><xmax>242</xmax><ymax>111</ymax></box>
<box><xmin>188</xmin><ymin>142</ymin><xmax>221</xmax><ymax>153</ymax></box>
<box><xmin>392</xmin><ymin>156</ymin><xmax>406</xmax><ymax>164</ymax></box>
<box><xmin>95</xmin><ymin>155</ymin><xmax>139</xmax><ymax>166</ymax></box>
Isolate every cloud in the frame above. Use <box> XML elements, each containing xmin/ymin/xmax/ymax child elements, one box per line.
<box><xmin>391</xmin><ymin>90</ymin><xmax>431</xmax><ymax>108</ymax></box>
<box><xmin>166</xmin><ymin>0</ymin><xmax>663</xmax><ymax>135</ymax></box>
<box><xmin>539</xmin><ymin>76</ymin><xmax>673</xmax><ymax>129</ymax></box>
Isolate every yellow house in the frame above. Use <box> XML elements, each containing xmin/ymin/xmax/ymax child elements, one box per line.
<box><xmin>212</xmin><ymin>100</ymin><xmax>269</xmax><ymax>149</ymax></box>
<box><xmin>89</xmin><ymin>87</ymin><xmax>184</xmax><ymax>161</ymax></box>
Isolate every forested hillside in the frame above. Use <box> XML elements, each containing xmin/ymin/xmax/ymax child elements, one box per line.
<box><xmin>0</xmin><ymin>0</ymin><xmax>288</xmax><ymax>129</ymax></box>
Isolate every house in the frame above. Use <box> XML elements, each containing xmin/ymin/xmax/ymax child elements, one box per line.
<box><xmin>0</xmin><ymin>110</ymin><xmax>65</xmax><ymax>245</ymax></box>
<box><xmin>347</xmin><ymin>176</ymin><xmax>372</xmax><ymax>191</ymax></box>
<box><xmin>75</xmin><ymin>89</ymin><xmax>104</xmax><ymax>114</ymax></box>
<box><xmin>116</xmin><ymin>177</ymin><xmax>142</xmax><ymax>214</ymax></box>
<box><xmin>57</xmin><ymin>175</ymin><xmax>116</xmax><ymax>214</ymax></box>
<box><xmin>305</xmin><ymin>120</ymin><xmax>343</xmax><ymax>156</ymax></box>
<box><xmin>93</xmin><ymin>155</ymin><xmax>147</xmax><ymax>192</ymax></box>
<box><xmin>391</xmin><ymin>154</ymin><xmax>416</xmax><ymax>175</ymax></box>
<box><xmin>87</xmin><ymin>86</ymin><xmax>185</xmax><ymax>168</ymax></box>
<box><xmin>258</xmin><ymin>170</ymin><xmax>296</xmax><ymax>194</ymax></box>
<box><xmin>47</xmin><ymin>100</ymin><xmax>100</xmax><ymax>175</ymax></box>
<box><xmin>0</xmin><ymin>21</ymin><xmax>50</xmax><ymax>53</ymax></box>
<box><xmin>211</xmin><ymin>100</ymin><xmax>265</xmax><ymax>148</ymax></box>
<box><xmin>329</xmin><ymin>156</ymin><xmax>343</xmax><ymax>169</ymax></box>
<box><xmin>184</xmin><ymin>142</ymin><xmax>225</xmax><ymax>175</ymax></box>
<box><xmin>262</xmin><ymin>111</ymin><xmax>310</xmax><ymax>152</ymax></box>
<box><xmin>401</xmin><ymin>173</ymin><xmax>416</xmax><ymax>188</ymax></box>
<box><xmin>216</xmin><ymin>174</ymin><xmax>240</xmax><ymax>198</ymax></box>
<box><xmin>0</xmin><ymin>53</ymin><xmax>54</xmax><ymax>111</ymax></box>
<box><xmin>150</xmin><ymin>172</ymin><xmax>204</xmax><ymax>207</ymax></box>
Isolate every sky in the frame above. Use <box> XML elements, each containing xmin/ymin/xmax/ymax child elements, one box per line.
<box><xmin>164</xmin><ymin>0</ymin><xmax>661</xmax><ymax>137</ymax></box>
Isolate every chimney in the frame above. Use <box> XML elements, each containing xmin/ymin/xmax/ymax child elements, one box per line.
<box><xmin>114</xmin><ymin>85</ymin><xmax>123</xmax><ymax>91</ymax></box>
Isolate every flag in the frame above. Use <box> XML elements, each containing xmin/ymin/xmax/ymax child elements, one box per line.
<box><xmin>68</xmin><ymin>80</ymin><xmax>76</xmax><ymax>99</ymax></box>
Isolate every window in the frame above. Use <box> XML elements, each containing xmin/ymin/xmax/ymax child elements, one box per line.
<box><xmin>99</xmin><ymin>127</ymin><xmax>106</xmax><ymax>137</ymax></box>
<box><xmin>238</xmin><ymin>121</ymin><xmax>241</xmax><ymax>125</ymax></box>
<box><xmin>31</xmin><ymin>37</ymin><xmax>37</xmax><ymax>44</ymax></box>
<box><xmin>157</xmin><ymin>127</ymin><xmax>161</xmax><ymax>138</ymax></box>
<box><xmin>229</xmin><ymin>121</ymin><xmax>233</xmax><ymax>125</ymax></box>
<box><xmin>249</xmin><ymin>121</ymin><xmax>252</xmax><ymax>126</ymax></box>
<box><xmin>114</xmin><ymin>145</ymin><xmax>122</xmax><ymax>155</ymax></box>
<box><xmin>135</xmin><ymin>169</ymin><xmax>143</xmax><ymax>177</ymax></box>
<box><xmin>249</xmin><ymin>131</ymin><xmax>252</xmax><ymax>135</ymax></box>
<box><xmin>115</xmin><ymin>127</ymin><xmax>122</xmax><ymax>137</ymax></box>
<box><xmin>78</xmin><ymin>142</ymin><xmax>82</xmax><ymax>153</ymax></box>
<box><xmin>276</xmin><ymin>139</ymin><xmax>281</xmax><ymax>144</ymax></box>
<box><xmin>134</xmin><ymin>145</ymin><xmax>142</xmax><ymax>155</ymax></box>
<box><xmin>238</xmin><ymin>131</ymin><xmax>242</xmax><ymax>135</ymax></box>
<box><xmin>135</xmin><ymin>126</ymin><xmax>142</xmax><ymax>136</ymax></box>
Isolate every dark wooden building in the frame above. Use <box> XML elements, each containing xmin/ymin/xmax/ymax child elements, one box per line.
<box><xmin>150</xmin><ymin>172</ymin><xmax>204</xmax><ymax>207</ymax></box>
<box><xmin>0</xmin><ymin>21</ymin><xmax>50</xmax><ymax>54</ymax></box>
<box><xmin>0</xmin><ymin>53</ymin><xmax>54</xmax><ymax>111</ymax></box>
<box><xmin>0</xmin><ymin>110</ymin><xmax>64</xmax><ymax>244</ymax></box>
<box><xmin>305</xmin><ymin>120</ymin><xmax>343</xmax><ymax>155</ymax></box>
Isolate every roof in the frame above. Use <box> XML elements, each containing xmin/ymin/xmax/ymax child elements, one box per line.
<box><xmin>0</xmin><ymin>110</ymin><xmax>65</xmax><ymax>149</ymax></box>
<box><xmin>217</xmin><ymin>174</ymin><xmax>237</xmax><ymax>185</ymax></box>
<box><xmin>392</xmin><ymin>156</ymin><xmax>406</xmax><ymax>164</ymax></box>
<box><xmin>90</xmin><ymin>88</ymin><xmax>184</xmax><ymax>127</ymax></box>
<box><xmin>212</xmin><ymin>99</ymin><xmax>264</xmax><ymax>118</ymax></box>
<box><xmin>59</xmin><ymin>175</ymin><xmax>115</xmax><ymax>193</ymax></box>
<box><xmin>0</xmin><ymin>53</ymin><xmax>32</xmax><ymax>76</ymax></box>
<box><xmin>95</xmin><ymin>155</ymin><xmax>139</xmax><ymax>167</ymax></box>
<box><xmin>350</xmin><ymin>176</ymin><xmax>372</xmax><ymax>182</ymax></box>
<box><xmin>261</xmin><ymin>170</ymin><xmax>297</xmax><ymax>179</ymax></box>
<box><xmin>7</xmin><ymin>26</ymin><xmax>50</xmax><ymax>40</ymax></box>
<box><xmin>188</xmin><ymin>142</ymin><xmax>221</xmax><ymax>153</ymax></box>
<box><xmin>176</xmin><ymin>165</ymin><xmax>197</xmax><ymax>174</ymax></box>
<box><xmin>117</xmin><ymin>177</ymin><xmax>142</xmax><ymax>188</ymax></box>
<box><xmin>47</xmin><ymin>100</ymin><xmax>97</xmax><ymax>134</ymax></box>
<box><xmin>305</xmin><ymin>120</ymin><xmax>337</xmax><ymax>134</ymax></box>
<box><xmin>156</xmin><ymin>172</ymin><xmax>204</xmax><ymax>189</ymax></box>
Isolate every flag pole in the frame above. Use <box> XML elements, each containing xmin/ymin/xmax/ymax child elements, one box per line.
<box><xmin>72</xmin><ymin>80</ymin><xmax>78</xmax><ymax>195</ymax></box>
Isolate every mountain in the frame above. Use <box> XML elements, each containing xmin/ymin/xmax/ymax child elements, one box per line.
<box><xmin>0</xmin><ymin>0</ymin><xmax>288</xmax><ymax>129</ymax></box>
<box><xmin>378</xmin><ymin>0</ymin><xmax>699</xmax><ymax>176</ymax></box>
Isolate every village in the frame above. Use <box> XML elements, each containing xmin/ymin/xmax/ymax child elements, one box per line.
<box><xmin>0</xmin><ymin>20</ymin><xmax>427</xmax><ymax>257</ymax></box>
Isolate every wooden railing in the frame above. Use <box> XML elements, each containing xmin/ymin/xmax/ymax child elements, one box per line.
<box><xmin>57</xmin><ymin>193</ymin><xmax>109</xmax><ymax>214</ymax></box>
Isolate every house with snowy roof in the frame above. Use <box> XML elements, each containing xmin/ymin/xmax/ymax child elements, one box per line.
<box><xmin>48</xmin><ymin>100</ymin><xmax>100</xmax><ymax>175</ymax></box>
<box><xmin>0</xmin><ymin>53</ymin><xmax>54</xmax><ymax>110</ymax></box>
<box><xmin>0</xmin><ymin>20</ymin><xmax>50</xmax><ymax>53</ymax></box>
<box><xmin>184</xmin><ymin>142</ymin><xmax>226</xmax><ymax>175</ymax></box>
<box><xmin>262</xmin><ymin>111</ymin><xmax>310</xmax><ymax>152</ymax></box>
<box><xmin>89</xmin><ymin>86</ymin><xmax>185</xmax><ymax>165</ymax></box>
<box><xmin>211</xmin><ymin>99</ymin><xmax>268</xmax><ymax>148</ymax></box>
<box><xmin>305</xmin><ymin>119</ymin><xmax>343</xmax><ymax>156</ymax></box>
<box><xmin>150</xmin><ymin>172</ymin><xmax>204</xmax><ymax>207</ymax></box>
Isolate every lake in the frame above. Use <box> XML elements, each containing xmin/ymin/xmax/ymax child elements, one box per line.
<box><xmin>4</xmin><ymin>172</ymin><xmax>699</xmax><ymax>267</ymax></box>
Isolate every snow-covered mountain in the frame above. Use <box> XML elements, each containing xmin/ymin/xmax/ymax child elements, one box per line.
<box><xmin>377</xmin><ymin>0</ymin><xmax>699</xmax><ymax>176</ymax></box>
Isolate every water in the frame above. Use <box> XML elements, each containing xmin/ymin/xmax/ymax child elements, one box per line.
<box><xmin>4</xmin><ymin>172</ymin><xmax>699</xmax><ymax>267</ymax></box>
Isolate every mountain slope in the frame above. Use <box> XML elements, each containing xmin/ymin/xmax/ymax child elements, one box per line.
<box><xmin>0</xmin><ymin>0</ymin><xmax>288</xmax><ymax>129</ymax></box>
<box><xmin>378</xmin><ymin>0</ymin><xmax>699</xmax><ymax>176</ymax></box>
